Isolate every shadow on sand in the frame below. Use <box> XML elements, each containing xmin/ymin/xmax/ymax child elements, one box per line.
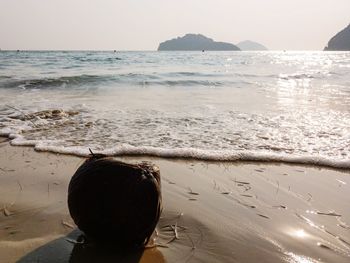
<box><xmin>17</xmin><ymin>230</ymin><xmax>165</xmax><ymax>263</ymax></box>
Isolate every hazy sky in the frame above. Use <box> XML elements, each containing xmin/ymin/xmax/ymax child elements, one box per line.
<box><xmin>0</xmin><ymin>0</ymin><xmax>349</xmax><ymax>50</ymax></box>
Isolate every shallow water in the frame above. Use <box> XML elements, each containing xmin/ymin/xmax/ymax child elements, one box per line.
<box><xmin>0</xmin><ymin>51</ymin><xmax>349</xmax><ymax>168</ymax></box>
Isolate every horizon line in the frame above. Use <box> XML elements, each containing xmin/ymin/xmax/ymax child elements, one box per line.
<box><xmin>0</xmin><ymin>49</ymin><xmax>339</xmax><ymax>52</ymax></box>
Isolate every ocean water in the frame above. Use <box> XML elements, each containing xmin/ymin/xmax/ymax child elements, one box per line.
<box><xmin>0</xmin><ymin>51</ymin><xmax>349</xmax><ymax>168</ymax></box>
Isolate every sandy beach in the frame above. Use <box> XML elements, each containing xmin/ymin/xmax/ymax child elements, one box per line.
<box><xmin>0</xmin><ymin>137</ymin><xmax>349</xmax><ymax>263</ymax></box>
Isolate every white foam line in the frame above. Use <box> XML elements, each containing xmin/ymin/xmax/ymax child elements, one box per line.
<box><xmin>38</xmin><ymin>143</ymin><xmax>350</xmax><ymax>170</ymax></box>
<box><xmin>1</xmin><ymin>134</ymin><xmax>349</xmax><ymax>169</ymax></box>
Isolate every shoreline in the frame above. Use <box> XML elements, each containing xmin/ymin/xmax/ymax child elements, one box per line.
<box><xmin>1</xmin><ymin>139</ymin><xmax>350</xmax><ymax>262</ymax></box>
<box><xmin>2</xmin><ymin>136</ymin><xmax>349</xmax><ymax>171</ymax></box>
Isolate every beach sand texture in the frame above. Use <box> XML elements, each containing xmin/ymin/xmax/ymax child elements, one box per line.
<box><xmin>0</xmin><ymin>138</ymin><xmax>349</xmax><ymax>263</ymax></box>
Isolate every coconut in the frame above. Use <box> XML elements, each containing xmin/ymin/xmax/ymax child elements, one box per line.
<box><xmin>68</xmin><ymin>155</ymin><xmax>162</xmax><ymax>248</ymax></box>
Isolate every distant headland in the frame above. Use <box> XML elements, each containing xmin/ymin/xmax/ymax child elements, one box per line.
<box><xmin>324</xmin><ymin>24</ymin><xmax>350</xmax><ymax>51</ymax></box>
<box><xmin>158</xmin><ymin>34</ymin><xmax>240</xmax><ymax>51</ymax></box>
<box><xmin>237</xmin><ymin>40</ymin><xmax>268</xmax><ymax>51</ymax></box>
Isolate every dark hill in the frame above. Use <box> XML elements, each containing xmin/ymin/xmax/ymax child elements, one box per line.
<box><xmin>158</xmin><ymin>34</ymin><xmax>240</xmax><ymax>51</ymax></box>
<box><xmin>324</xmin><ymin>24</ymin><xmax>350</xmax><ymax>51</ymax></box>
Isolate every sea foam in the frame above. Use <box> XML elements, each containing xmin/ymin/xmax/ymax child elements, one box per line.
<box><xmin>2</xmin><ymin>134</ymin><xmax>348</xmax><ymax>169</ymax></box>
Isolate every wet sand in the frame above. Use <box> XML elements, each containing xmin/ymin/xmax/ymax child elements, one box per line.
<box><xmin>0</xmin><ymin>138</ymin><xmax>350</xmax><ymax>263</ymax></box>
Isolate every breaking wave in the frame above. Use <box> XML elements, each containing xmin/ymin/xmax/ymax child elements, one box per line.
<box><xmin>0</xmin><ymin>74</ymin><xmax>254</xmax><ymax>89</ymax></box>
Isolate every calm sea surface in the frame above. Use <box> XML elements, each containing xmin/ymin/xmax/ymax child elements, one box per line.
<box><xmin>0</xmin><ymin>51</ymin><xmax>349</xmax><ymax>168</ymax></box>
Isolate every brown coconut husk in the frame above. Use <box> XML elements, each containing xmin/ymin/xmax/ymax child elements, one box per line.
<box><xmin>68</xmin><ymin>153</ymin><xmax>162</xmax><ymax>248</ymax></box>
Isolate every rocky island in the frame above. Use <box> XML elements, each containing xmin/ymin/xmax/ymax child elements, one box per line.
<box><xmin>158</xmin><ymin>34</ymin><xmax>240</xmax><ymax>51</ymax></box>
<box><xmin>324</xmin><ymin>24</ymin><xmax>350</xmax><ymax>51</ymax></box>
<box><xmin>237</xmin><ymin>40</ymin><xmax>268</xmax><ymax>51</ymax></box>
